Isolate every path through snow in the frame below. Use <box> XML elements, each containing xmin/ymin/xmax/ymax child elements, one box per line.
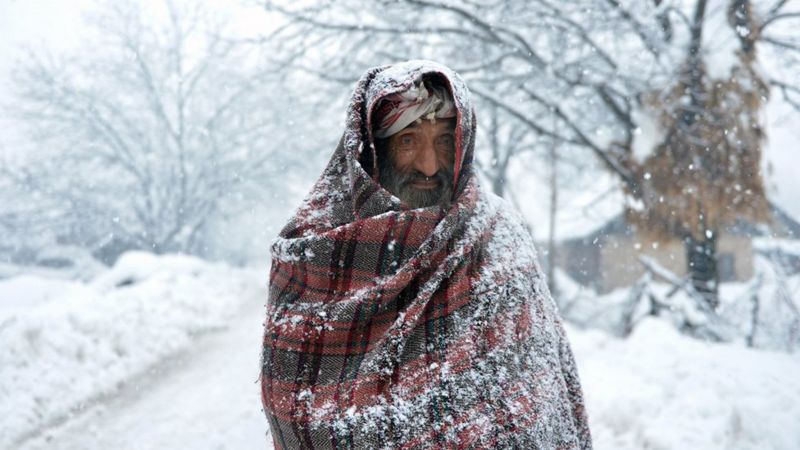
<box><xmin>19</xmin><ymin>301</ymin><xmax>273</xmax><ymax>450</ymax></box>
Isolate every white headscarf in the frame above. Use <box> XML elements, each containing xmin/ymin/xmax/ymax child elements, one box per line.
<box><xmin>373</xmin><ymin>80</ymin><xmax>456</xmax><ymax>139</ymax></box>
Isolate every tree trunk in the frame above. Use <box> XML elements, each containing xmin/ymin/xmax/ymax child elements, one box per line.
<box><xmin>685</xmin><ymin>231</ymin><xmax>719</xmax><ymax>310</ymax></box>
<box><xmin>546</xmin><ymin>140</ymin><xmax>558</xmax><ymax>297</ymax></box>
<box><xmin>488</xmin><ymin>102</ymin><xmax>504</xmax><ymax>197</ymax></box>
<box><xmin>491</xmin><ymin>174</ymin><xmax>505</xmax><ymax>197</ymax></box>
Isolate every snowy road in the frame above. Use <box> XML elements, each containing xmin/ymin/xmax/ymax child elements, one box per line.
<box><xmin>19</xmin><ymin>302</ymin><xmax>273</xmax><ymax>450</ymax></box>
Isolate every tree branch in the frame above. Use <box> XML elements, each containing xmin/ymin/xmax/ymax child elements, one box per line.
<box><xmin>760</xmin><ymin>11</ymin><xmax>800</xmax><ymax>32</ymax></box>
<box><xmin>520</xmin><ymin>85</ymin><xmax>637</xmax><ymax>189</ymax></box>
<box><xmin>770</xmin><ymin>79</ymin><xmax>800</xmax><ymax>111</ymax></box>
<box><xmin>604</xmin><ymin>0</ymin><xmax>664</xmax><ymax>58</ymax></box>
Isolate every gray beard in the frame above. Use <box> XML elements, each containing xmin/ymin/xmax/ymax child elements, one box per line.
<box><xmin>378</xmin><ymin>159</ymin><xmax>454</xmax><ymax>209</ymax></box>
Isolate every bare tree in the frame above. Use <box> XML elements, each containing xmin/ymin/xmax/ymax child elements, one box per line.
<box><xmin>258</xmin><ymin>0</ymin><xmax>800</xmax><ymax>312</ymax></box>
<box><xmin>2</xmin><ymin>0</ymin><xmax>298</xmax><ymax>263</ymax></box>
<box><xmin>472</xmin><ymin>103</ymin><xmax>538</xmax><ymax>198</ymax></box>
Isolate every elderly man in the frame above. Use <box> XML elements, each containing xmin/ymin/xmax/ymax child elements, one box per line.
<box><xmin>260</xmin><ymin>60</ymin><xmax>592</xmax><ymax>449</ymax></box>
<box><xmin>372</xmin><ymin>78</ymin><xmax>457</xmax><ymax>209</ymax></box>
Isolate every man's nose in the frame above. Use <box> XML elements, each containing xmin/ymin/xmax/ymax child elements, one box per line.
<box><xmin>415</xmin><ymin>141</ymin><xmax>439</xmax><ymax>177</ymax></box>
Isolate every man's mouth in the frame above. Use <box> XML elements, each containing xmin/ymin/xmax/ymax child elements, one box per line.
<box><xmin>410</xmin><ymin>178</ymin><xmax>440</xmax><ymax>189</ymax></box>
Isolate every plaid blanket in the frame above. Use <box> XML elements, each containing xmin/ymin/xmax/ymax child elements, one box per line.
<box><xmin>260</xmin><ymin>60</ymin><xmax>592</xmax><ymax>449</ymax></box>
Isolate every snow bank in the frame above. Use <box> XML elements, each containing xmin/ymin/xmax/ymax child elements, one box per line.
<box><xmin>0</xmin><ymin>251</ymin><xmax>264</xmax><ymax>448</ymax></box>
<box><xmin>754</xmin><ymin>237</ymin><xmax>800</xmax><ymax>256</ymax></box>
<box><xmin>0</xmin><ymin>275</ymin><xmax>76</xmax><ymax>323</ymax></box>
<box><xmin>3</xmin><ymin>251</ymin><xmax>798</xmax><ymax>450</ymax></box>
<box><xmin>568</xmin><ymin>318</ymin><xmax>800</xmax><ymax>450</ymax></box>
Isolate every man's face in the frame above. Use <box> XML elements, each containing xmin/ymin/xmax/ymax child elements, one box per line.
<box><xmin>378</xmin><ymin>118</ymin><xmax>456</xmax><ymax>208</ymax></box>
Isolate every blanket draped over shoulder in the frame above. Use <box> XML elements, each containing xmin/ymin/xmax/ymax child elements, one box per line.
<box><xmin>260</xmin><ymin>60</ymin><xmax>592</xmax><ymax>450</ymax></box>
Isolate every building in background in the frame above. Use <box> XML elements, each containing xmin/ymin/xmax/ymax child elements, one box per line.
<box><xmin>557</xmin><ymin>202</ymin><xmax>800</xmax><ymax>294</ymax></box>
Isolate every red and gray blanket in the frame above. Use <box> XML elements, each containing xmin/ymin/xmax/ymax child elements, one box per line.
<box><xmin>260</xmin><ymin>60</ymin><xmax>592</xmax><ymax>449</ymax></box>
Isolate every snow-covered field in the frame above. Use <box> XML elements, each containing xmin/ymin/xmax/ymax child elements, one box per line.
<box><xmin>0</xmin><ymin>252</ymin><xmax>266</xmax><ymax>449</ymax></box>
<box><xmin>572</xmin><ymin>320</ymin><xmax>800</xmax><ymax>450</ymax></box>
<box><xmin>1</xmin><ymin>252</ymin><xmax>799</xmax><ymax>449</ymax></box>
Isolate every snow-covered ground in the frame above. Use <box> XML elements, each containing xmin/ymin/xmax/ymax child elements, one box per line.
<box><xmin>571</xmin><ymin>319</ymin><xmax>800</xmax><ymax>450</ymax></box>
<box><xmin>18</xmin><ymin>296</ymin><xmax>268</xmax><ymax>450</ymax></box>
<box><xmin>0</xmin><ymin>252</ymin><xmax>267</xmax><ymax>449</ymax></box>
<box><xmin>1</xmin><ymin>252</ymin><xmax>799</xmax><ymax>449</ymax></box>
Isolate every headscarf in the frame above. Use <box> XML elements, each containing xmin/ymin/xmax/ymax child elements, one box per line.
<box><xmin>372</xmin><ymin>79</ymin><xmax>457</xmax><ymax>139</ymax></box>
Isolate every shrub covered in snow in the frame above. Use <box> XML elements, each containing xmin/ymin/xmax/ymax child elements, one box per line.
<box><xmin>557</xmin><ymin>254</ymin><xmax>800</xmax><ymax>352</ymax></box>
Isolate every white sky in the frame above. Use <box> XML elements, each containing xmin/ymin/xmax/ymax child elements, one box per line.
<box><xmin>1</xmin><ymin>0</ymin><xmax>799</xmax><ymax>231</ymax></box>
<box><xmin>0</xmin><ymin>0</ymin><xmax>89</xmax><ymax>80</ymax></box>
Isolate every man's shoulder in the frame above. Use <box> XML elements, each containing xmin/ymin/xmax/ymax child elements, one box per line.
<box><xmin>470</xmin><ymin>188</ymin><xmax>538</xmax><ymax>260</ymax></box>
<box><xmin>472</xmin><ymin>188</ymin><xmax>542</xmax><ymax>280</ymax></box>
<box><xmin>476</xmin><ymin>189</ymin><xmax>527</xmax><ymax>228</ymax></box>
<box><xmin>481</xmin><ymin>190</ymin><xmax>511</xmax><ymax>211</ymax></box>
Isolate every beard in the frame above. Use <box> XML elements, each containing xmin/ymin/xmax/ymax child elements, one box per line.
<box><xmin>378</xmin><ymin>159</ymin><xmax>454</xmax><ymax>209</ymax></box>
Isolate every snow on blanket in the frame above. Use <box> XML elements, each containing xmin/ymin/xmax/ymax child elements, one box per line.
<box><xmin>0</xmin><ymin>251</ymin><xmax>263</xmax><ymax>448</ymax></box>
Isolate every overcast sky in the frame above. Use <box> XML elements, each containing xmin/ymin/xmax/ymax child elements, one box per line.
<box><xmin>2</xmin><ymin>0</ymin><xmax>799</xmax><ymax>227</ymax></box>
<box><xmin>0</xmin><ymin>0</ymin><xmax>88</xmax><ymax>78</ymax></box>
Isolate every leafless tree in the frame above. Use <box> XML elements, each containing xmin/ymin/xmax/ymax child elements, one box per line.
<box><xmin>2</xmin><ymin>0</ymin><xmax>301</xmax><ymax>263</ymax></box>
<box><xmin>258</xmin><ymin>0</ymin><xmax>800</xmax><ymax>311</ymax></box>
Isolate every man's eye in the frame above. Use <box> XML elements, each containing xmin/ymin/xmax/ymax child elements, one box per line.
<box><xmin>436</xmin><ymin>135</ymin><xmax>454</xmax><ymax>147</ymax></box>
<box><xmin>400</xmin><ymin>135</ymin><xmax>415</xmax><ymax>146</ymax></box>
